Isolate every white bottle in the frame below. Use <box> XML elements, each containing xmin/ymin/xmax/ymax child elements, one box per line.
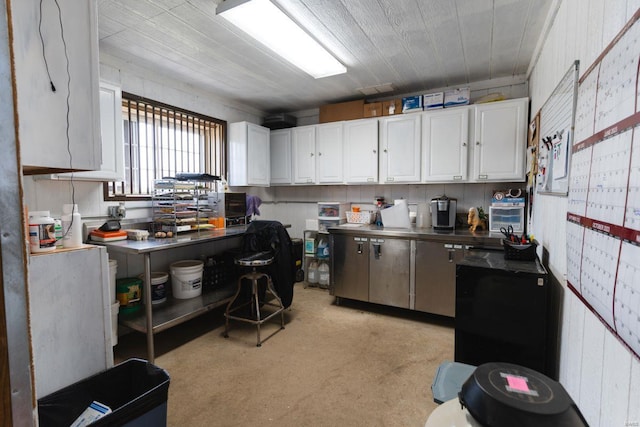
<box><xmin>62</xmin><ymin>204</ymin><xmax>83</xmax><ymax>248</ymax></box>
<box><xmin>308</xmin><ymin>260</ymin><xmax>319</xmax><ymax>284</ymax></box>
<box><xmin>318</xmin><ymin>261</ymin><xmax>330</xmax><ymax>287</ymax></box>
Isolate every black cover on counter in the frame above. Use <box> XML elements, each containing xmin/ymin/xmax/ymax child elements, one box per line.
<box><xmin>240</xmin><ymin>220</ymin><xmax>294</xmax><ymax>308</ymax></box>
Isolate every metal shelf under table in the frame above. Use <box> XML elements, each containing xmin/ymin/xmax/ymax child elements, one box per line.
<box><xmin>96</xmin><ymin>227</ymin><xmax>246</xmax><ymax>362</ymax></box>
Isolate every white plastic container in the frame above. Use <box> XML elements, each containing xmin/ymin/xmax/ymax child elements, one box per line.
<box><xmin>28</xmin><ymin>211</ymin><xmax>56</xmax><ymax>253</ymax></box>
<box><xmin>138</xmin><ymin>271</ymin><xmax>168</xmax><ymax>304</ymax></box>
<box><xmin>110</xmin><ymin>301</ymin><xmax>119</xmax><ymax>346</ymax></box>
<box><xmin>318</xmin><ymin>261</ymin><xmax>330</xmax><ymax>287</ymax></box>
<box><xmin>61</xmin><ymin>204</ymin><xmax>83</xmax><ymax>248</ymax></box>
<box><xmin>307</xmin><ymin>260</ymin><xmax>319</xmax><ymax>284</ymax></box>
<box><xmin>170</xmin><ymin>260</ymin><xmax>203</xmax><ymax>299</ymax></box>
<box><xmin>108</xmin><ymin>259</ymin><xmax>118</xmax><ymax>303</ymax></box>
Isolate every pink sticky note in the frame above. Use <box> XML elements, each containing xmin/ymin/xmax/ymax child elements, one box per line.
<box><xmin>505</xmin><ymin>375</ymin><xmax>530</xmax><ymax>392</ymax></box>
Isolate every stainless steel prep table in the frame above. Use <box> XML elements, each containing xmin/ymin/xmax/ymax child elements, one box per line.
<box><xmin>328</xmin><ymin>224</ymin><xmax>505</xmax><ymax>245</ymax></box>
<box><xmin>97</xmin><ymin>227</ymin><xmax>246</xmax><ymax>362</ymax></box>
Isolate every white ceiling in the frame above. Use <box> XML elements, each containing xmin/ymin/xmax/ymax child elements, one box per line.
<box><xmin>98</xmin><ymin>0</ymin><xmax>553</xmax><ymax>114</ymax></box>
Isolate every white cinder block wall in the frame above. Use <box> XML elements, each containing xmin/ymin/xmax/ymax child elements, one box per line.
<box><xmin>528</xmin><ymin>1</ymin><xmax>640</xmax><ymax>425</ymax></box>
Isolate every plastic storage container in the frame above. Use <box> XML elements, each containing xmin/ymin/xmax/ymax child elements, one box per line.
<box><xmin>138</xmin><ymin>272</ymin><xmax>168</xmax><ymax>304</ymax></box>
<box><xmin>37</xmin><ymin>358</ymin><xmax>170</xmax><ymax>427</ymax></box>
<box><xmin>28</xmin><ymin>210</ymin><xmax>57</xmax><ymax>253</ymax></box>
<box><xmin>307</xmin><ymin>260</ymin><xmax>319</xmax><ymax>284</ymax></box>
<box><xmin>170</xmin><ymin>260</ymin><xmax>203</xmax><ymax>299</ymax></box>
<box><xmin>318</xmin><ymin>261</ymin><xmax>330</xmax><ymax>287</ymax></box>
<box><xmin>116</xmin><ymin>278</ymin><xmax>143</xmax><ymax>314</ymax></box>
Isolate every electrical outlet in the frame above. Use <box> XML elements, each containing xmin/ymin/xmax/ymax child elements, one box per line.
<box><xmin>108</xmin><ymin>203</ymin><xmax>126</xmax><ymax>219</ymax></box>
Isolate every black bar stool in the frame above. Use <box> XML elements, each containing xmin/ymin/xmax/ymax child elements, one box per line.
<box><xmin>223</xmin><ymin>250</ymin><xmax>285</xmax><ymax>346</ymax></box>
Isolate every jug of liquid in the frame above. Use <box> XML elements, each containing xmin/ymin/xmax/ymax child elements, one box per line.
<box><xmin>318</xmin><ymin>261</ymin><xmax>330</xmax><ymax>287</ymax></box>
<box><xmin>308</xmin><ymin>260</ymin><xmax>319</xmax><ymax>284</ymax></box>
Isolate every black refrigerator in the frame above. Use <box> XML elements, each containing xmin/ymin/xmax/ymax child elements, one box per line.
<box><xmin>455</xmin><ymin>250</ymin><xmax>555</xmax><ymax>379</ymax></box>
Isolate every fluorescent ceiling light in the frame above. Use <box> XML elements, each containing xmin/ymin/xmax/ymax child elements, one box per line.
<box><xmin>217</xmin><ymin>0</ymin><xmax>347</xmax><ymax>79</ymax></box>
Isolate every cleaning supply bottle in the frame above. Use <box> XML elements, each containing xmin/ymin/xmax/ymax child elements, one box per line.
<box><xmin>62</xmin><ymin>204</ymin><xmax>83</xmax><ymax>248</ymax></box>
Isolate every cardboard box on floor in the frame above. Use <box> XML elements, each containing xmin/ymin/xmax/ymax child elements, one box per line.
<box><xmin>319</xmin><ymin>99</ymin><xmax>364</xmax><ymax>123</ymax></box>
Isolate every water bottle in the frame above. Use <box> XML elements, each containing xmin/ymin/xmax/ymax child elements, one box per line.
<box><xmin>308</xmin><ymin>260</ymin><xmax>319</xmax><ymax>284</ymax></box>
<box><xmin>318</xmin><ymin>261</ymin><xmax>330</xmax><ymax>287</ymax></box>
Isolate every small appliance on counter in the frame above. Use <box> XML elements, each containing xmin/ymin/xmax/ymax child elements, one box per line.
<box><xmin>431</xmin><ymin>195</ymin><xmax>457</xmax><ymax>229</ymax></box>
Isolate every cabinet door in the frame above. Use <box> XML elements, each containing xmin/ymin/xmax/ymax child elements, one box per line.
<box><xmin>343</xmin><ymin>118</ymin><xmax>378</xmax><ymax>183</ymax></box>
<box><xmin>247</xmin><ymin>124</ymin><xmax>270</xmax><ymax>185</ymax></box>
<box><xmin>332</xmin><ymin>235</ymin><xmax>369</xmax><ymax>302</ymax></box>
<box><xmin>292</xmin><ymin>125</ymin><xmax>316</xmax><ymax>184</ymax></box>
<box><xmin>415</xmin><ymin>241</ymin><xmax>464</xmax><ymax>317</ymax></box>
<box><xmin>228</xmin><ymin>122</ymin><xmax>270</xmax><ymax>186</ymax></box>
<box><xmin>422</xmin><ymin>107</ymin><xmax>469</xmax><ymax>182</ymax></box>
<box><xmin>16</xmin><ymin>0</ymin><xmax>100</xmax><ymax>173</ymax></box>
<box><xmin>472</xmin><ymin>98</ymin><xmax>527</xmax><ymax>181</ymax></box>
<box><xmin>369</xmin><ymin>238</ymin><xmax>410</xmax><ymax>308</ymax></box>
<box><xmin>316</xmin><ymin>122</ymin><xmax>343</xmax><ymax>183</ymax></box>
<box><xmin>379</xmin><ymin>114</ymin><xmax>421</xmax><ymax>183</ymax></box>
<box><xmin>270</xmin><ymin>129</ymin><xmax>292</xmax><ymax>184</ymax></box>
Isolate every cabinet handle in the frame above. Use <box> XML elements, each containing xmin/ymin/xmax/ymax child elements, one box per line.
<box><xmin>476</xmin><ymin>141</ymin><xmax>480</xmax><ymax>146</ymax></box>
<box><xmin>357</xmin><ymin>243</ymin><xmax>363</xmax><ymax>254</ymax></box>
<box><xmin>373</xmin><ymin>149</ymin><xmax>377</xmax><ymax>154</ymax></box>
<box><xmin>373</xmin><ymin>243</ymin><xmax>381</xmax><ymax>259</ymax></box>
<box><xmin>448</xmin><ymin>250</ymin><xmax>454</xmax><ymax>263</ymax></box>
<box><xmin>310</xmin><ymin>153</ymin><xmax>314</xmax><ymax>157</ymax></box>
<box><xmin>318</xmin><ymin>152</ymin><xmax>322</xmax><ymax>156</ymax></box>
<box><xmin>384</xmin><ymin>149</ymin><xmax>388</xmax><ymax>153</ymax></box>
<box><xmin>462</xmin><ymin>142</ymin><xmax>467</xmax><ymax>146</ymax></box>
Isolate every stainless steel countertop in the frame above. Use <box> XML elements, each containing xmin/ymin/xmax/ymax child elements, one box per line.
<box><xmin>327</xmin><ymin>224</ymin><xmax>504</xmax><ymax>247</ymax></box>
<box><xmin>93</xmin><ymin>226</ymin><xmax>246</xmax><ymax>254</ymax></box>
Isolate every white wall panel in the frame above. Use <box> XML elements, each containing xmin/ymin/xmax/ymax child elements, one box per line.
<box><xmin>629</xmin><ymin>357</ymin><xmax>640</xmax><ymax>425</ymax></box>
<box><xmin>564</xmin><ymin>292</ymin><xmax>585</xmax><ymax>401</ymax></box>
<box><xmin>600</xmin><ymin>333</ymin><xmax>632</xmax><ymax>427</ymax></box>
<box><xmin>578</xmin><ymin>310</ymin><xmax>605</xmax><ymax>426</ymax></box>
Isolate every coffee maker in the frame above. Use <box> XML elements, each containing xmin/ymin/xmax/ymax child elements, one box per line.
<box><xmin>431</xmin><ymin>195</ymin><xmax>457</xmax><ymax>229</ymax></box>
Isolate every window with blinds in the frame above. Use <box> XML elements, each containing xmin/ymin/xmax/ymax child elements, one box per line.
<box><xmin>106</xmin><ymin>93</ymin><xmax>226</xmax><ymax>199</ymax></box>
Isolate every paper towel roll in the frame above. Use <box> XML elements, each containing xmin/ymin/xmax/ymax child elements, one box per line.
<box><xmin>380</xmin><ymin>202</ymin><xmax>411</xmax><ymax>228</ymax></box>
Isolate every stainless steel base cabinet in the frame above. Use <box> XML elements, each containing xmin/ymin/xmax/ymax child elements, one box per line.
<box><xmin>369</xmin><ymin>237</ymin><xmax>410</xmax><ymax>308</ymax></box>
<box><xmin>332</xmin><ymin>234</ymin><xmax>369</xmax><ymax>302</ymax></box>
<box><xmin>415</xmin><ymin>241</ymin><xmax>465</xmax><ymax>317</ymax></box>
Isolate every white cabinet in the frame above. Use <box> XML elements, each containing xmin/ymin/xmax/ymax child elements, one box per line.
<box><xmin>45</xmin><ymin>81</ymin><xmax>125</xmax><ymax>181</ymax></box>
<box><xmin>14</xmin><ymin>0</ymin><xmax>101</xmax><ymax>174</ymax></box>
<box><xmin>316</xmin><ymin>122</ymin><xmax>344</xmax><ymax>183</ymax></box>
<box><xmin>270</xmin><ymin>129</ymin><xmax>292</xmax><ymax>184</ymax></box>
<box><xmin>471</xmin><ymin>98</ymin><xmax>528</xmax><ymax>181</ymax></box>
<box><xmin>292</xmin><ymin>125</ymin><xmax>317</xmax><ymax>184</ymax></box>
<box><xmin>344</xmin><ymin>118</ymin><xmax>378</xmax><ymax>183</ymax></box>
<box><xmin>422</xmin><ymin>107</ymin><xmax>469</xmax><ymax>182</ymax></box>
<box><xmin>228</xmin><ymin>121</ymin><xmax>270</xmax><ymax>186</ymax></box>
<box><xmin>379</xmin><ymin>114</ymin><xmax>421</xmax><ymax>183</ymax></box>
<box><xmin>28</xmin><ymin>246</ymin><xmax>112</xmax><ymax>398</ymax></box>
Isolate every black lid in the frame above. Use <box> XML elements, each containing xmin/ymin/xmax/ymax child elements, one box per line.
<box><xmin>459</xmin><ymin>362</ymin><xmax>588</xmax><ymax>427</ymax></box>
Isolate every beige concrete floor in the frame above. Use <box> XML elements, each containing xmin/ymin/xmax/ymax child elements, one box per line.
<box><xmin>114</xmin><ymin>284</ymin><xmax>455</xmax><ymax>426</ymax></box>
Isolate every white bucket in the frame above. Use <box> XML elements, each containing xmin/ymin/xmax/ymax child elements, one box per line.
<box><xmin>108</xmin><ymin>259</ymin><xmax>118</xmax><ymax>303</ymax></box>
<box><xmin>110</xmin><ymin>301</ymin><xmax>119</xmax><ymax>347</ymax></box>
<box><xmin>170</xmin><ymin>260</ymin><xmax>204</xmax><ymax>299</ymax></box>
<box><xmin>138</xmin><ymin>272</ymin><xmax>168</xmax><ymax>304</ymax></box>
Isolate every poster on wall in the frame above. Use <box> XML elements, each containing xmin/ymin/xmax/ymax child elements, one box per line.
<box><xmin>537</xmin><ymin>60</ymin><xmax>579</xmax><ymax>195</ymax></box>
<box><xmin>566</xmin><ymin>12</ymin><xmax>640</xmax><ymax>360</ymax></box>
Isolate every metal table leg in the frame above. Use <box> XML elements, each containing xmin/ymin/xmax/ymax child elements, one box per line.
<box><xmin>143</xmin><ymin>253</ymin><xmax>154</xmax><ymax>362</ymax></box>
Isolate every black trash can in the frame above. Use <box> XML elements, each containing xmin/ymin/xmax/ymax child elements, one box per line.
<box><xmin>38</xmin><ymin>358</ymin><xmax>170</xmax><ymax>427</ymax></box>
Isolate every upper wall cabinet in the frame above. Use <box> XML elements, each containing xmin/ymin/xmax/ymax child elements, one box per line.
<box><xmin>292</xmin><ymin>125</ymin><xmax>317</xmax><ymax>184</ymax></box>
<box><xmin>471</xmin><ymin>98</ymin><xmax>528</xmax><ymax>182</ymax></box>
<box><xmin>228</xmin><ymin>122</ymin><xmax>270</xmax><ymax>186</ymax></box>
<box><xmin>343</xmin><ymin>118</ymin><xmax>378</xmax><ymax>184</ymax></box>
<box><xmin>379</xmin><ymin>114</ymin><xmax>421</xmax><ymax>183</ymax></box>
<box><xmin>422</xmin><ymin>107</ymin><xmax>469</xmax><ymax>182</ymax></box>
<box><xmin>270</xmin><ymin>129</ymin><xmax>292</xmax><ymax>185</ymax></box>
<box><xmin>14</xmin><ymin>0</ymin><xmax>101</xmax><ymax>174</ymax></box>
<box><xmin>316</xmin><ymin>122</ymin><xmax>344</xmax><ymax>184</ymax></box>
<box><xmin>44</xmin><ymin>81</ymin><xmax>125</xmax><ymax>181</ymax></box>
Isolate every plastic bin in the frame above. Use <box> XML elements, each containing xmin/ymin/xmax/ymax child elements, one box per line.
<box><xmin>431</xmin><ymin>361</ymin><xmax>476</xmax><ymax>404</ymax></box>
<box><xmin>38</xmin><ymin>358</ymin><xmax>170</xmax><ymax>427</ymax></box>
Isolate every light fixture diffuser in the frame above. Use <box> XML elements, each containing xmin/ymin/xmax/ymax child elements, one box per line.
<box><xmin>217</xmin><ymin>0</ymin><xmax>346</xmax><ymax>79</ymax></box>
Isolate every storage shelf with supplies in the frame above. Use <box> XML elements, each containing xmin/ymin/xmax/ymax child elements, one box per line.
<box><xmin>488</xmin><ymin>206</ymin><xmax>524</xmax><ymax>232</ymax></box>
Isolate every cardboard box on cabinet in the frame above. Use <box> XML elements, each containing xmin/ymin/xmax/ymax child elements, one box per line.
<box><xmin>382</xmin><ymin>99</ymin><xmax>402</xmax><ymax>116</ymax></box>
<box><xmin>319</xmin><ymin>100</ymin><xmax>365</xmax><ymax>123</ymax></box>
<box><xmin>363</xmin><ymin>102</ymin><xmax>383</xmax><ymax>118</ymax></box>
<box><xmin>423</xmin><ymin>92</ymin><xmax>444</xmax><ymax>110</ymax></box>
<box><xmin>444</xmin><ymin>87</ymin><xmax>470</xmax><ymax>108</ymax></box>
<box><xmin>402</xmin><ymin>95</ymin><xmax>423</xmax><ymax>113</ymax></box>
